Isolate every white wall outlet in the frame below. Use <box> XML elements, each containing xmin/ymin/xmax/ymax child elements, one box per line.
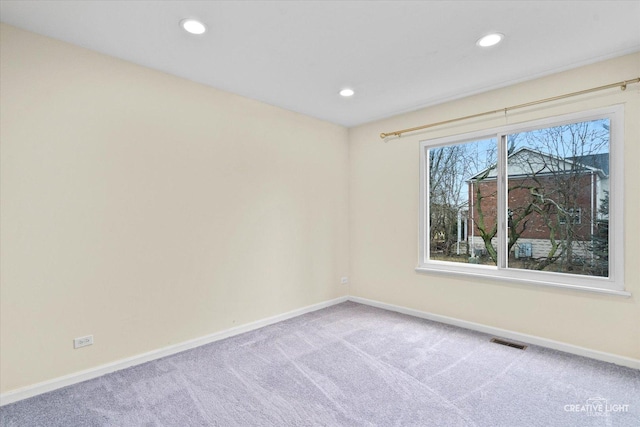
<box><xmin>74</xmin><ymin>335</ymin><xmax>93</xmax><ymax>349</ymax></box>
<box><xmin>341</xmin><ymin>276</ymin><xmax>349</xmax><ymax>285</ymax></box>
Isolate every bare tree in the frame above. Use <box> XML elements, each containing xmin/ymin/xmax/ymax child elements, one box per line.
<box><xmin>429</xmin><ymin>145</ymin><xmax>467</xmax><ymax>256</ymax></box>
<box><xmin>471</xmin><ymin>120</ymin><xmax>609</xmax><ymax>274</ymax></box>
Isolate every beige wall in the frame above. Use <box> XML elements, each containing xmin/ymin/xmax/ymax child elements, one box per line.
<box><xmin>349</xmin><ymin>53</ymin><xmax>640</xmax><ymax>360</ymax></box>
<box><xmin>0</xmin><ymin>24</ymin><xmax>349</xmax><ymax>393</ymax></box>
<box><xmin>2</xmin><ymin>22</ymin><xmax>639</xmax><ymax>396</ymax></box>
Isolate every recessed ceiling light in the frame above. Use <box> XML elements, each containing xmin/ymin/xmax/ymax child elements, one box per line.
<box><xmin>477</xmin><ymin>33</ymin><xmax>504</xmax><ymax>47</ymax></box>
<box><xmin>181</xmin><ymin>19</ymin><xmax>206</xmax><ymax>35</ymax></box>
<box><xmin>339</xmin><ymin>88</ymin><xmax>355</xmax><ymax>97</ymax></box>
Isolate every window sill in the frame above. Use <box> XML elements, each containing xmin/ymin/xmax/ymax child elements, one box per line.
<box><xmin>415</xmin><ymin>265</ymin><xmax>631</xmax><ymax>297</ymax></box>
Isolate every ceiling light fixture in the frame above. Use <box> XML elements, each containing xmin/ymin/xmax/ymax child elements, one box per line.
<box><xmin>339</xmin><ymin>88</ymin><xmax>355</xmax><ymax>97</ymax></box>
<box><xmin>476</xmin><ymin>33</ymin><xmax>504</xmax><ymax>47</ymax></box>
<box><xmin>181</xmin><ymin>19</ymin><xmax>207</xmax><ymax>35</ymax></box>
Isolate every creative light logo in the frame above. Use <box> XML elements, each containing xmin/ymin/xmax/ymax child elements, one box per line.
<box><xmin>564</xmin><ymin>397</ymin><xmax>630</xmax><ymax>417</ymax></box>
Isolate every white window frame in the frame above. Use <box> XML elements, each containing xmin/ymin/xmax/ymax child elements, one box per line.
<box><xmin>417</xmin><ymin>105</ymin><xmax>627</xmax><ymax>296</ymax></box>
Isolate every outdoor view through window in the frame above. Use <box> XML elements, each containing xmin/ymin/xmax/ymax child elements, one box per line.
<box><xmin>428</xmin><ymin>118</ymin><xmax>610</xmax><ymax>278</ymax></box>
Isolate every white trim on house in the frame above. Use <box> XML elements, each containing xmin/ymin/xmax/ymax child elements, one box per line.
<box><xmin>469</xmin><ymin>146</ymin><xmax>608</xmax><ymax>181</ymax></box>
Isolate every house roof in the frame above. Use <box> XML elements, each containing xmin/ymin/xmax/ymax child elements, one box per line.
<box><xmin>568</xmin><ymin>153</ymin><xmax>610</xmax><ymax>175</ymax></box>
<box><xmin>468</xmin><ymin>147</ymin><xmax>609</xmax><ymax>181</ymax></box>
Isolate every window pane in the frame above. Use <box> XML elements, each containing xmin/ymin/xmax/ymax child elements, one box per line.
<box><xmin>428</xmin><ymin>138</ymin><xmax>497</xmax><ymax>265</ymax></box>
<box><xmin>505</xmin><ymin>119</ymin><xmax>610</xmax><ymax>277</ymax></box>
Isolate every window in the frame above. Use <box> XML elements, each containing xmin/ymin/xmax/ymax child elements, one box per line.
<box><xmin>418</xmin><ymin>106</ymin><xmax>626</xmax><ymax>295</ymax></box>
<box><xmin>558</xmin><ymin>208</ymin><xmax>582</xmax><ymax>225</ymax></box>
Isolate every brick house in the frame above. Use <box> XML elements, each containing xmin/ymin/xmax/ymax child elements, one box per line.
<box><xmin>466</xmin><ymin>148</ymin><xmax>609</xmax><ymax>260</ymax></box>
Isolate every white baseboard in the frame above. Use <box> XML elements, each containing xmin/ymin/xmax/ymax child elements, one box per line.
<box><xmin>3</xmin><ymin>294</ymin><xmax>637</xmax><ymax>406</ymax></box>
<box><xmin>0</xmin><ymin>296</ymin><xmax>349</xmax><ymax>406</ymax></box>
<box><xmin>348</xmin><ymin>296</ymin><xmax>640</xmax><ymax>370</ymax></box>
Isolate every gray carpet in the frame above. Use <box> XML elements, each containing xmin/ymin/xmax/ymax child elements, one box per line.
<box><xmin>1</xmin><ymin>301</ymin><xmax>639</xmax><ymax>426</ymax></box>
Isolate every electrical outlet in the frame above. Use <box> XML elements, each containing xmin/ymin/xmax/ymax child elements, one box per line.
<box><xmin>341</xmin><ymin>276</ymin><xmax>349</xmax><ymax>285</ymax></box>
<box><xmin>74</xmin><ymin>335</ymin><xmax>93</xmax><ymax>349</ymax></box>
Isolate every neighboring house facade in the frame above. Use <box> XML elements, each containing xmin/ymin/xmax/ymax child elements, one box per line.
<box><xmin>466</xmin><ymin>148</ymin><xmax>608</xmax><ymax>260</ymax></box>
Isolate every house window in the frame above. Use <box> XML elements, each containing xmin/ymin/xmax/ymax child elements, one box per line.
<box><xmin>558</xmin><ymin>208</ymin><xmax>582</xmax><ymax>225</ymax></box>
<box><xmin>419</xmin><ymin>106</ymin><xmax>625</xmax><ymax>294</ymax></box>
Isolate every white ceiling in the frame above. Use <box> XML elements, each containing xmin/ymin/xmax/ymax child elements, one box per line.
<box><xmin>1</xmin><ymin>1</ymin><xmax>639</xmax><ymax>127</ymax></box>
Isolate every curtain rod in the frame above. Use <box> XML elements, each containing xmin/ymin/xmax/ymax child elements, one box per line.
<box><xmin>379</xmin><ymin>77</ymin><xmax>640</xmax><ymax>140</ymax></box>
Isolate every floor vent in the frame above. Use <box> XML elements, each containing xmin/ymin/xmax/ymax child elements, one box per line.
<box><xmin>491</xmin><ymin>338</ymin><xmax>527</xmax><ymax>350</ymax></box>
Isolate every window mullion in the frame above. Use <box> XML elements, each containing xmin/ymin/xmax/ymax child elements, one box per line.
<box><xmin>421</xmin><ymin>146</ymin><xmax>429</xmax><ymax>265</ymax></box>
<box><xmin>497</xmin><ymin>134</ymin><xmax>508</xmax><ymax>269</ymax></box>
